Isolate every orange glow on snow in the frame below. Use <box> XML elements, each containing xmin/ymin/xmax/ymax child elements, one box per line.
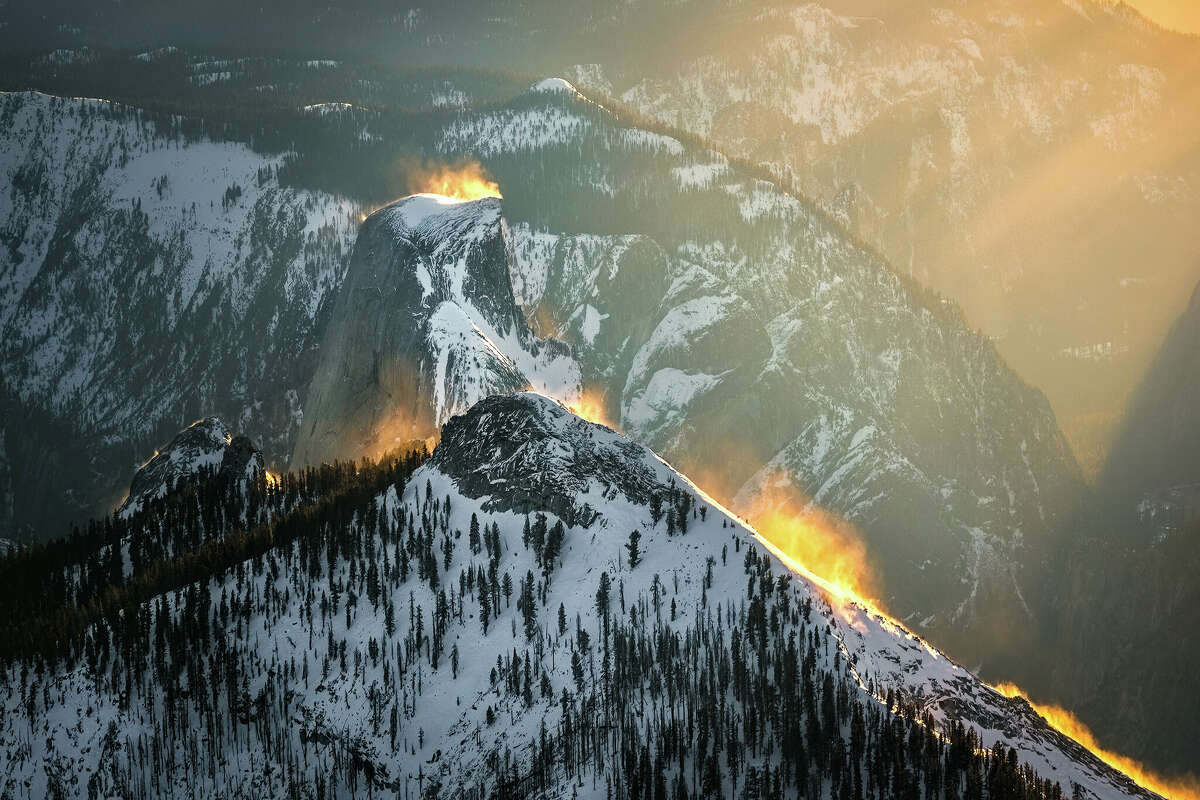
<box><xmin>366</xmin><ymin>409</ymin><xmax>439</xmax><ymax>462</ymax></box>
<box><xmin>567</xmin><ymin>390</ymin><xmax>619</xmax><ymax>431</ymax></box>
<box><xmin>741</xmin><ymin>470</ymin><xmax>1200</xmax><ymax>797</ymax></box>
<box><xmin>412</xmin><ymin>161</ymin><xmax>501</xmax><ymax>203</ymax></box>
<box><xmin>534</xmin><ymin>387</ymin><xmax>620</xmax><ymax>431</ymax></box>
<box><xmin>729</xmin><ymin>470</ymin><xmax>1200</xmax><ymax>796</ymax></box>
<box><xmin>990</xmin><ymin>682</ymin><xmax>1200</xmax><ymax>800</ymax></box>
<box><xmin>738</xmin><ymin>472</ymin><xmax>884</xmax><ymax>617</ymax></box>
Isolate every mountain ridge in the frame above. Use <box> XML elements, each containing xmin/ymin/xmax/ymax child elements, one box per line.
<box><xmin>0</xmin><ymin>394</ymin><xmax>1161</xmax><ymax>799</ymax></box>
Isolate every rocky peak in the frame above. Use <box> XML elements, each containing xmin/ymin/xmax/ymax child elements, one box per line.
<box><xmin>118</xmin><ymin>417</ymin><xmax>264</xmax><ymax>518</ymax></box>
<box><xmin>291</xmin><ymin>195</ymin><xmax>579</xmax><ymax>470</ymax></box>
<box><xmin>430</xmin><ymin>392</ymin><xmax>670</xmax><ymax>525</ymax></box>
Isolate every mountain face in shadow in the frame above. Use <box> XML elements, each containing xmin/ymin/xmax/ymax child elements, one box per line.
<box><xmin>1099</xmin><ymin>279</ymin><xmax>1200</xmax><ymax>531</ymax></box>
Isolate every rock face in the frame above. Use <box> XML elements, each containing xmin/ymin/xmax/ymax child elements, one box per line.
<box><xmin>431</xmin><ymin>392</ymin><xmax>662</xmax><ymax>524</ymax></box>
<box><xmin>290</xmin><ymin>194</ymin><xmax>578</xmax><ymax>468</ymax></box>
<box><xmin>118</xmin><ymin>416</ymin><xmax>264</xmax><ymax>518</ymax></box>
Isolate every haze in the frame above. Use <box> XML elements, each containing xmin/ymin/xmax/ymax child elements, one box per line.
<box><xmin>1128</xmin><ymin>0</ymin><xmax>1200</xmax><ymax>33</ymax></box>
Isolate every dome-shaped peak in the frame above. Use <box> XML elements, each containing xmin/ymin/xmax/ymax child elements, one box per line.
<box><xmin>529</xmin><ymin>77</ymin><xmax>580</xmax><ymax>95</ymax></box>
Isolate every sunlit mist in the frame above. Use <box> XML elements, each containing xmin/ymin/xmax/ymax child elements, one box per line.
<box><xmin>409</xmin><ymin>160</ymin><xmax>501</xmax><ymax>203</ymax></box>
<box><xmin>991</xmin><ymin>682</ymin><xmax>1200</xmax><ymax>800</ymax></box>
<box><xmin>738</xmin><ymin>472</ymin><xmax>883</xmax><ymax>614</ymax></box>
<box><xmin>566</xmin><ymin>389</ymin><xmax>619</xmax><ymax>431</ymax></box>
<box><xmin>1126</xmin><ymin>0</ymin><xmax>1200</xmax><ymax>34</ymax></box>
<box><xmin>366</xmin><ymin>409</ymin><xmax>439</xmax><ymax>462</ymax></box>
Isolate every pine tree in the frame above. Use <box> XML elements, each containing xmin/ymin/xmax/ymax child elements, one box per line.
<box><xmin>571</xmin><ymin>649</ymin><xmax>585</xmax><ymax>691</ymax></box>
<box><xmin>596</xmin><ymin>572</ymin><xmax>611</xmax><ymax>624</ymax></box>
<box><xmin>520</xmin><ymin>571</ymin><xmax>537</xmax><ymax>640</ymax></box>
<box><xmin>469</xmin><ymin>513</ymin><xmax>481</xmax><ymax>555</ymax></box>
<box><xmin>479</xmin><ymin>579</ymin><xmax>491</xmax><ymax>635</ymax></box>
<box><xmin>626</xmin><ymin>530</ymin><xmax>642</xmax><ymax>569</ymax></box>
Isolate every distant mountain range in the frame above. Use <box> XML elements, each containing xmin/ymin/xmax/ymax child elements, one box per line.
<box><xmin>5</xmin><ymin>0</ymin><xmax>1198</xmax><ymax>473</ymax></box>
<box><xmin>560</xmin><ymin>0</ymin><xmax>1200</xmax><ymax>473</ymax></box>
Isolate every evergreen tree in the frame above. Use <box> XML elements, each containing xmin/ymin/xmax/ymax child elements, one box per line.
<box><xmin>626</xmin><ymin>530</ymin><xmax>642</xmax><ymax>569</ymax></box>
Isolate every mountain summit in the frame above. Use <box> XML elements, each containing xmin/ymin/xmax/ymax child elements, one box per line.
<box><xmin>291</xmin><ymin>194</ymin><xmax>578</xmax><ymax>468</ymax></box>
<box><xmin>118</xmin><ymin>416</ymin><xmax>265</xmax><ymax>519</ymax></box>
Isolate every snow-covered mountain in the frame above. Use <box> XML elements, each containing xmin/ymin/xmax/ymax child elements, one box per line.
<box><xmin>117</xmin><ymin>416</ymin><xmax>266</xmax><ymax>519</ymax></box>
<box><xmin>558</xmin><ymin>0</ymin><xmax>1200</xmax><ymax>472</ymax></box>
<box><xmin>292</xmin><ymin>194</ymin><xmax>578</xmax><ymax>467</ymax></box>
<box><xmin>0</xmin><ymin>74</ymin><xmax>1082</xmax><ymax>677</ymax></box>
<box><xmin>0</xmin><ymin>90</ymin><xmax>359</xmax><ymax>539</ymax></box>
<box><xmin>7</xmin><ymin>0</ymin><xmax>1198</xmax><ymax>473</ymax></box>
<box><xmin>0</xmin><ymin>396</ymin><xmax>1158</xmax><ymax>799</ymax></box>
<box><xmin>306</xmin><ymin>79</ymin><xmax>1081</xmax><ymax>675</ymax></box>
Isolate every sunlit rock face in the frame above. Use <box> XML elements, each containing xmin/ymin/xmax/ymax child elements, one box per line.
<box><xmin>291</xmin><ymin>194</ymin><xmax>578</xmax><ymax>468</ymax></box>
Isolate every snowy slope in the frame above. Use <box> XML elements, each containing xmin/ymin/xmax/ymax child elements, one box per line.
<box><xmin>392</xmin><ymin>393</ymin><xmax>1150</xmax><ymax>798</ymax></box>
<box><xmin>0</xmin><ymin>90</ymin><xmax>359</xmax><ymax>539</ymax></box>
<box><xmin>0</xmin><ymin>394</ymin><xmax>1153</xmax><ymax>799</ymax></box>
<box><xmin>117</xmin><ymin>416</ymin><xmax>266</xmax><ymax>518</ymax></box>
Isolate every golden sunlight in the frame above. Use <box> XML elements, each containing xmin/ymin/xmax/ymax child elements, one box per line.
<box><xmin>712</xmin><ymin>470</ymin><xmax>1199</xmax><ymax>798</ymax></box>
<box><xmin>1125</xmin><ymin>0</ymin><xmax>1200</xmax><ymax>34</ymax></box>
<box><xmin>738</xmin><ymin>473</ymin><xmax>883</xmax><ymax>613</ymax></box>
<box><xmin>366</xmin><ymin>408</ymin><xmax>440</xmax><ymax>462</ymax></box>
<box><xmin>567</xmin><ymin>389</ymin><xmax>619</xmax><ymax>431</ymax></box>
<box><xmin>990</xmin><ymin>682</ymin><xmax>1200</xmax><ymax>800</ymax></box>
<box><xmin>411</xmin><ymin>161</ymin><xmax>501</xmax><ymax>203</ymax></box>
